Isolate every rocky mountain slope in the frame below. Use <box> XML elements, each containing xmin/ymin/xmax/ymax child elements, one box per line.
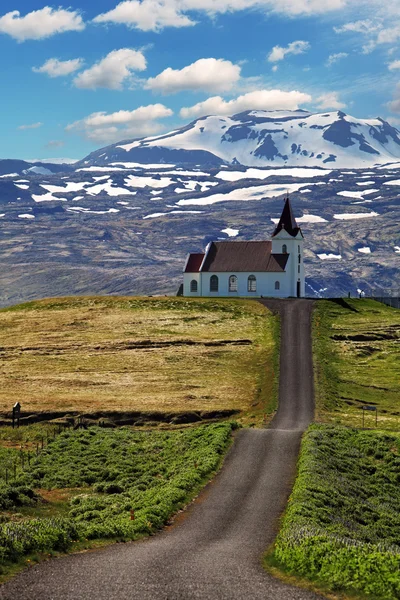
<box><xmin>0</xmin><ymin>110</ymin><xmax>399</xmax><ymax>305</ymax></box>
<box><xmin>78</xmin><ymin>110</ymin><xmax>400</xmax><ymax>169</ymax></box>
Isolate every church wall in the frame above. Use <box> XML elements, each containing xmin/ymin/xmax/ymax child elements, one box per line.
<box><xmin>196</xmin><ymin>271</ymin><xmax>292</xmax><ymax>298</ymax></box>
<box><xmin>183</xmin><ymin>272</ymin><xmax>201</xmax><ymax>296</ymax></box>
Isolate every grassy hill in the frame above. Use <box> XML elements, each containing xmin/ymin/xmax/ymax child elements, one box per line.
<box><xmin>0</xmin><ymin>296</ymin><xmax>278</xmax><ymax>425</ymax></box>
<box><xmin>313</xmin><ymin>298</ymin><xmax>400</xmax><ymax>430</ymax></box>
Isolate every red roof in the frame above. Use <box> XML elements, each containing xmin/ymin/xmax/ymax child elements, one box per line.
<box><xmin>184</xmin><ymin>253</ymin><xmax>205</xmax><ymax>272</ymax></box>
<box><xmin>200</xmin><ymin>241</ymin><xmax>288</xmax><ymax>273</ymax></box>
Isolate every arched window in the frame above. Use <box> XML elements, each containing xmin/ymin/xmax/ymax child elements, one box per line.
<box><xmin>298</xmin><ymin>254</ymin><xmax>301</xmax><ymax>264</ymax></box>
<box><xmin>282</xmin><ymin>244</ymin><xmax>287</xmax><ymax>254</ymax></box>
<box><xmin>298</xmin><ymin>245</ymin><xmax>300</xmax><ymax>253</ymax></box>
<box><xmin>229</xmin><ymin>275</ymin><xmax>238</xmax><ymax>292</ymax></box>
<box><xmin>248</xmin><ymin>275</ymin><xmax>256</xmax><ymax>292</ymax></box>
<box><xmin>210</xmin><ymin>275</ymin><xmax>219</xmax><ymax>292</ymax></box>
<box><xmin>275</xmin><ymin>281</ymin><xmax>280</xmax><ymax>290</ymax></box>
<box><xmin>190</xmin><ymin>279</ymin><xmax>198</xmax><ymax>292</ymax></box>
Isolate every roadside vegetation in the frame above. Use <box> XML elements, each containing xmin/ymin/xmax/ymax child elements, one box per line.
<box><xmin>0</xmin><ymin>422</ymin><xmax>234</xmax><ymax>578</ymax></box>
<box><xmin>0</xmin><ymin>296</ymin><xmax>278</xmax><ymax>425</ymax></box>
<box><xmin>271</xmin><ymin>424</ymin><xmax>400</xmax><ymax>600</ymax></box>
<box><xmin>313</xmin><ymin>298</ymin><xmax>399</xmax><ymax>430</ymax></box>
<box><xmin>269</xmin><ymin>299</ymin><xmax>400</xmax><ymax>599</ymax></box>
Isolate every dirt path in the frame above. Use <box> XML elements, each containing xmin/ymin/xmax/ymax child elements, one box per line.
<box><xmin>0</xmin><ymin>299</ymin><xmax>323</xmax><ymax>600</ymax></box>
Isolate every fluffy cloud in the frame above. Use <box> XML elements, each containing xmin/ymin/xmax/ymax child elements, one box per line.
<box><xmin>66</xmin><ymin>104</ymin><xmax>173</xmax><ymax>143</ymax></box>
<box><xmin>326</xmin><ymin>52</ymin><xmax>348</xmax><ymax>66</ymax></box>
<box><xmin>315</xmin><ymin>92</ymin><xmax>346</xmax><ymax>110</ymax></box>
<box><xmin>93</xmin><ymin>0</ymin><xmax>345</xmax><ymax>32</ymax></box>
<box><xmin>182</xmin><ymin>0</ymin><xmax>345</xmax><ymax>16</ymax></box>
<box><xmin>73</xmin><ymin>49</ymin><xmax>146</xmax><ymax>90</ymax></box>
<box><xmin>146</xmin><ymin>58</ymin><xmax>241</xmax><ymax>94</ymax></box>
<box><xmin>335</xmin><ymin>18</ymin><xmax>400</xmax><ymax>54</ymax></box>
<box><xmin>33</xmin><ymin>58</ymin><xmax>83</xmax><ymax>78</ymax></box>
<box><xmin>388</xmin><ymin>60</ymin><xmax>400</xmax><ymax>71</ymax></box>
<box><xmin>268</xmin><ymin>40</ymin><xmax>310</xmax><ymax>62</ymax></box>
<box><xmin>0</xmin><ymin>7</ymin><xmax>84</xmax><ymax>42</ymax></box>
<box><xmin>180</xmin><ymin>89</ymin><xmax>312</xmax><ymax>118</ymax></box>
<box><xmin>333</xmin><ymin>19</ymin><xmax>377</xmax><ymax>34</ymax></box>
<box><xmin>388</xmin><ymin>83</ymin><xmax>400</xmax><ymax>114</ymax></box>
<box><xmin>17</xmin><ymin>122</ymin><xmax>43</xmax><ymax>130</ymax></box>
<box><xmin>93</xmin><ymin>0</ymin><xmax>194</xmax><ymax>32</ymax></box>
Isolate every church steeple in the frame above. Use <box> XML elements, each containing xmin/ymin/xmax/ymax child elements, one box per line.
<box><xmin>272</xmin><ymin>196</ymin><xmax>301</xmax><ymax>238</ymax></box>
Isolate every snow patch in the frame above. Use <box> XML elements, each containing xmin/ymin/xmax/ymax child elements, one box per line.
<box><xmin>317</xmin><ymin>253</ymin><xmax>342</xmax><ymax>260</ymax></box>
<box><xmin>221</xmin><ymin>228</ymin><xmax>239</xmax><ymax>237</ymax></box>
<box><xmin>216</xmin><ymin>167</ymin><xmax>331</xmax><ymax>182</ymax></box>
<box><xmin>333</xmin><ymin>211</ymin><xmax>379</xmax><ymax>220</ymax></box>
<box><xmin>176</xmin><ymin>182</ymin><xmax>312</xmax><ymax>206</ymax></box>
<box><xmin>18</xmin><ymin>213</ymin><xmax>35</xmax><ymax>219</ymax></box>
<box><xmin>358</xmin><ymin>247</ymin><xmax>371</xmax><ymax>254</ymax></box>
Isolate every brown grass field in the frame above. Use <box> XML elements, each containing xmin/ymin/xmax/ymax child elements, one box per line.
<box><xmin>0</xmin><ymin>296</ymin><xmax>277</xmax><ymax>421</ymax></box>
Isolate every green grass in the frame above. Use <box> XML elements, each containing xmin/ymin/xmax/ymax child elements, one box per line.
<box><xmin>271</xmin><ymin>424</ymin><xmax>400</xmax><ymax>600</ymax></box>
<box><xmin>0</xmin><ymin>423</ymin><xmax>234</xmax><ymax>575</ymax></box>
<box><xmin>313</xmin><ymin>299</ymin><xmax>400</xmax><ymax>430</ymax></box>
<box><xmin>0</xmin><ymin>296</ymin><xmax>277</xmax><ymax>424</ymax></box>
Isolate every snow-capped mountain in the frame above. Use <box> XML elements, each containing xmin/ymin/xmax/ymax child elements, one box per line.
<box><xmin>78</xmin><ymin>110</ymin><xmax>400</xmax><ymax>169</ymax></box>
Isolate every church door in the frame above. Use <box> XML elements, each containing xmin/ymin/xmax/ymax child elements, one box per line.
<box><xmin>297</xmin><ymin>281</ymin><xmax>301</xmax><ymax>298</ymax></box>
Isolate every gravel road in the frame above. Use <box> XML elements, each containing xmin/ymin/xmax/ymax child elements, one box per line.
<box><xmin>0</xmin><ymin>299</ymin><xmax>323</xmax><ymax>600</ymax></box>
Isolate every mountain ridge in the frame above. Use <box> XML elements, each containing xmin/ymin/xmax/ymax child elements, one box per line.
<box><xmin>76</xmin><ymin>109</ymin><xmax>400</xmax><ymax>170</ymax></box>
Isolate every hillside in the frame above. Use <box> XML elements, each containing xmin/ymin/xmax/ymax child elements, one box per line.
<box><xmin>0</xmin><ymin>296</ymin><xmax>277</xmax><ymax>426</ymax></box>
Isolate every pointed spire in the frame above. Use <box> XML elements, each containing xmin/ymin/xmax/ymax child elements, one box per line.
<box><xmin>272</xmin><ymin>195</ymin><xmax>300</xmax><ymax>237</ymax></box>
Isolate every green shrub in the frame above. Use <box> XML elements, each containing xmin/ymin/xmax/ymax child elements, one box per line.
<box><xmin>273</xmin><ymin>425</ymin><xmax>400</xmax><ymax>599</ymax></box>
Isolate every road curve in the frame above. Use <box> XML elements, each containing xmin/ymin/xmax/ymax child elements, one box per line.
<box><xmin>0</xmin><ymin>299</ymin><xmax>322</xmax><ymax>600</ymax></box>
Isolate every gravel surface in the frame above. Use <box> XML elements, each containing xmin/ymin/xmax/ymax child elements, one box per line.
<box><xmin>0</xmin><ymin>299</ymin><xmax>323</xmax><ymax>600</ymax></box>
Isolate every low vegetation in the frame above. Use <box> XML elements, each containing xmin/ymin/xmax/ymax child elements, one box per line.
<box><xmin>0</xmin><ymin>296</ymin><xmax>278</xmax><ymax>424</ymax></box>
<box><xmin>272</xmin><ymin>424</ymin><xmax>400</xmax><ymax>600</ymax></box>
<box><xmin>0</xmin><ymin>422</ymin><xmax>234</xmax><ymax>574</ymax></box>
<box><xmin>313</xmin><ymin>298</ymin><xmax>400</xmax><ymax>430</ymax></box>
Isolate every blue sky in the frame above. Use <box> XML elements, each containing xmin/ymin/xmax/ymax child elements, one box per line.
<box><xmin>1</xmin><ymin>0</ymin><xmax>400</xmax><ymax>161</ymax></box>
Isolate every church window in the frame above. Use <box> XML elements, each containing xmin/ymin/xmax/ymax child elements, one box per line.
<box><xmin>298</xmin><ymin>245</ymin><xmax>300</xmax><ymax>253</ymax></box>
<box><xmin>275</xmin><ymin>281</ymin><xmax>280</xmax><ymax>290</ymax></box>
<box><xmin>248</xmin><ymin>275</ymin><xmax>256</xmax><ymax>292</ymax></box>
<box><xmin>298</xmin><ymin>254</ymin><xmax>301</xmax><ymax>264</ymax></box>
<box><xmin>298</xmin><ymin>265</ymin><xmax>300</xmax><ymax>274</ymax></box>
<box><xmin>210</xmin><ymin>275</ymin><xmax>219</xmax><ymax>292</ymax></box>
<box><xmin>229</xmin><ymin>275</ymin><xmax>238</xmax><ymax>292</ymax></box>
<box><xmin>190</xmin><ymin>280</ymin><xmax>198</xmax><ymax>292</ymax></box>
<box><xmin>282</xmin><ymin>244</ymin><xmax>287</xmax><ymax>254</ymax></box>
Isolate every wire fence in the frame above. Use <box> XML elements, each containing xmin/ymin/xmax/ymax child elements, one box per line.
<box><xmin>366</xmin><ymin>288</ymin><xmax>400</xmax><ymax>309</ymax></box>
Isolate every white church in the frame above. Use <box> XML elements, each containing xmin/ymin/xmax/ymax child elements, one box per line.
<box><xmin>183</xmin><ymin>197</ymin><xmax>305</xmax><ymax>298</ymax></box>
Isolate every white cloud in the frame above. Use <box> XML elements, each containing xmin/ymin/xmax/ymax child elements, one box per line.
<box><xmin>268</xmin><ymin>40</ymin><xmax>310</xmax><ymax>62</ymax></box>
<box><xmin>33</xmin><ymin>57</ymin><xmax>84</xmax><ymax>78</ymax></box>
<box><xmin>146</xmin><ymin>58</ymin><xmax>241</xmax><ymax>94</ymax></box>
<box><xmin>326</xmin><ymin>52</ymin><xmax>348</xmax><ymax>66</ymax></box>
<box><xmin>180</xmin><ymin>89</ymin><xmax>312</xmax><ymax>118</ymax></box>
<box><xmin>334</xmin><ymin>18</ymin><xmax>400</xmax><ymax>54</ymax></box>
<box><xmin>181</xmin><ymin>0</ymin><xmax>345</xmax><ymax>17</ymax></box>
<box><xmin>0</xmin><ymin>7</ymin><xmax>84</xmax><ymax>42</ymax></box>
<box><xmin>93</xmin><ymin>0</ymin><xmax>194</xmax><ymax>32</ymax></box>
<box><xmin>334</xmin><ymin>19</ymin><xmax>378</xmax><ymax>34</ymax></box>
<box><xmin>388</xmin><ymin>83</ymin><xmax>400</xmax><ymax>113</ymax></box>
<box><xmin>315</xmin><ymin>92</ymin><xmax>346</xmax><ymax>110</ymax></box>
<box><xmin>73</xmin><ymin>48</ymin><xmax>146</xmax><ymax>90</ymax></box>
<box><xmin>66</xmin><ymin>104</ymin><xmax>173</xmax><ymax>143</ymax></box>
<box><xmin>272</xmin><ymin>65</ymin><xmax>278</xmax><ymax>72</ymax></box>
<box><xmin>94</xmin><ymin>0</ymin><xmax>345</xmax><ymax>33</ymax></box>
<box><xmin>18</xmin><ymin>122</ymin><xmax>43</xmax><ymax>130</ymax></box>
<box><xmin>388</xmin><ymin>60</ymin><xmax>400</xmax><ymax>71</ymax></box>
